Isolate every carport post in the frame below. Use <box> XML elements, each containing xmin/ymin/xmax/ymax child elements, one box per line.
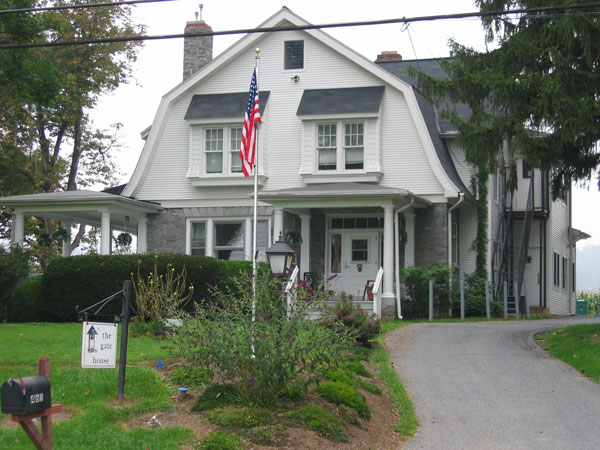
<box><xmin>524</xmin><ymin>283</ymin><xmax>530</xmax><ymax>319</ymax></box>
<box><xmin>503</xmin><ymin>281</ymin><xmax>508</xmax><ymax>320</ymax></box>
<box><xmin>514</xmin><ymin>281</ymin><xmax>520</xmax><ymax>320</ymax></box>
<box><xmin>429</xmin><ymin>280</ymin><xmax>434</xmax><ymax>322</ymax></box>
<box><xmin>460</xmin><ymin>280</ymin><xmax>465</xmax><ymax>320</ymax></box>
<box><xmin>485</xmin><ymin>280</ymin><xmax>491</xmax><ymax>319</ymax></box>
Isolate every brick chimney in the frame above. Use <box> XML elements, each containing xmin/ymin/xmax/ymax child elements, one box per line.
<box><xmin>375</xmin><ymin>51</ymin><xmax>403</xmax><ymax>63</ymax></box>
<box><xmin>183</xmin><ymin>19</ymin><xmax>213</xmax><ymax>81</ymax></box>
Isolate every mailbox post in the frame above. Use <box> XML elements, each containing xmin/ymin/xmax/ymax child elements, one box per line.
<box><xmin>1</xmin><ymin>356</ymin><xmax>63</xmax><ymax>450</ymax></box>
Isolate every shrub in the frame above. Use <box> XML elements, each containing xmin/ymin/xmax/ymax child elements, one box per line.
<box><xmin>286</xmin><ymin>406</ymin><xmax>346</xmax><ymax>442</ymax></box>
<box><xmin>7</xmin><ymin>276</ymin><xmax>43</xmax><ymax>322</ymax></box>
<box><xmin>172</xmin><ymin>271</ymin><xmax>355</xmax><ymax>406</ymax></box>
<box><xmin>402</xmin><ymin>261</ymin><xmax>454</xmax><ymax>319</ymax></box>
<box><xmin>315</xmin><ymin>381</ymin><xmax>370</xmax><ymax>418</ymax></box>
<box><xmin>41</xmin><ymin>254</ymin><xmax>218</xmax><ymax>321</ymax></box>
<box><xmin>454</xmin><ymin>272</ymin><xmax>503</xmax><ymax>317</ymax></box>
<box><xmin>197</xmin><ymin>431</ymin><xmax>243</xmax><ymax>450</ymax></box>
<box><xmin>171</xmin><ymin>366</ymin><xmax>212</xmax><ymax>388</ymax></box>
<box><xmin>0</xmin><ymin>247</ymin><xmax>29</xmax><ymax>321</ymax></box>
<box><xmin>192</xmin><ymin>384</ymin><xmax>239</xmax><ymax>412</ymax></box>
<box><xmin>320</xmin><ymin>293</ymin><xmax>381</xmax><ymax>347</ymax></box>
<box><xmin>132</xmin><ymin>257</ymin><xmax>193</xmax><ymax>322</ymax></box>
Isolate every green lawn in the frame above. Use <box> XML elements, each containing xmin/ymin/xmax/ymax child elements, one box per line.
<box><xmin>0</xmin><ymin>322</ymin><xmax>192</xmax><ymax>449</ymax></box>
<box><xmin>536</xmin><ymin>323</ymin><xmax>600</xmax><ymax>383</ymax></box>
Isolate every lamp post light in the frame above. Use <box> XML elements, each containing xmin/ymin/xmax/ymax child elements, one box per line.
<box><xmin>265</xmin><ymin>232</ymin><xmax>296</xmax><ymax>276</ymax></box>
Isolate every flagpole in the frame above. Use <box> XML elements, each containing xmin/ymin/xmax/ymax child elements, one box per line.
<box><xmin>251</xmin><ymin>48</ymin><xmax>260</xmax><ymax>344</ymax></box>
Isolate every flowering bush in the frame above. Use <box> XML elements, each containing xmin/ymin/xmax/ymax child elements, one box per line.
<box><xmin>320</xmin><ymin>293</ymin><xmax>381</xmax><ymax>348</ymax></box>
<box><xmin>171</xmin><ymin>270</ymin><xmax>355</xmax><ymax>406</ymax></box>
<box><xmin>132</xmin><ymin>256</ymin><xmax>194</xmax><ymax>322</ymax></box>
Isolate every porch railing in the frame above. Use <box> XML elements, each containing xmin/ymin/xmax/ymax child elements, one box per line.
<box><xmin>372</xmin><ymin>267</ymin><xmax>384</xmax><ymax>319</ymax></box>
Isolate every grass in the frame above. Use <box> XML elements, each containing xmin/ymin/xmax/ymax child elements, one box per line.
<box><xmin>286</xmin><ymin>405</ymin><xmax>346</xmax><ymax>441</ymax></box>
<box><xmin>375</xmin><ymin>320</ymin><xmax>419</xmax><ymax>438</ymax></box>
<box><xmin>0</xmin><ymin>322</ymin><xmax>191</xmax><ymax>449</ymax></box>
<box><xmin>536</xmin><ymin>323</ymin><xmax>600</xmax><ymax>383</ymax></box>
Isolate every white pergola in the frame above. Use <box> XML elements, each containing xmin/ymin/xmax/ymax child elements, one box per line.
<box><xmin>1</xmin><ymin>190</ymin><xmax>162</xmax><ymax>255</ymax></box>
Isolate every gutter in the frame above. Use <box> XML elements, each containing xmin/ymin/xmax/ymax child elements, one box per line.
<box><xmin>394</xmin><ymin>198</ymin><xmax>415</xmax><ymax>319</ymax></box>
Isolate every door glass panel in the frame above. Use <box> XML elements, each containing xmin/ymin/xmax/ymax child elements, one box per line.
<box><xmin>352</xmin><ymin>239</ymin><xmax>368</xmax><ymax>262</ymax></box>
<box><xmin>330</xmin><ymin>234</ymin><xmax>342</xmax><ymax>273</ymax></box>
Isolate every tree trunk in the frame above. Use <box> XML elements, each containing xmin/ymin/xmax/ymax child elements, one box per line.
<box><xmin>67</xmin><ymin>109</ymin><xmax>84</xmax><ymax>191</ymax></box>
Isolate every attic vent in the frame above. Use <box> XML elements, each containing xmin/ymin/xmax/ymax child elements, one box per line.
<box><xmin>284</xmin><ymin>40</ymin><xmax>304</xmax><ymax>70</ymax></box>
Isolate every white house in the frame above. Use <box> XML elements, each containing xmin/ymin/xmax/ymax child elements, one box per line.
<box><xmin>1</xmin><ymin>8</ymin><xmax>588</xmax><ymax>317</ymax></box>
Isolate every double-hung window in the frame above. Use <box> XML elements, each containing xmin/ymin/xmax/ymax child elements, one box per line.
<box><xmin>317</xmin><ymin>123</ymin><xmax>337</xmax><ymax>170</ymax></box>
<box><xmin>205</xmin><ymin>128</ymin><xmax>223</xmax><ymax>173</ymax></box>
<box><xmin>214</xmin><ymin>222</ymin><xmax>245</xmax><ymax>260</ymax></box>
<box><xmin>204</xmin><ymin>126</ymin><xmax>243</xmax><ymax>175</ymax></box>
<box><xmin>316</xmin><ymin>121</ymin><xmax>364</xmax><ymax>172</ymax></box>
<box><xmin>344</xmin><ymin>123</ymin><xmax>364</xmax><ymax>170</ymax></box>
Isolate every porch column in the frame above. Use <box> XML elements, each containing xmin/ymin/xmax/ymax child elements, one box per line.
<box><xmin>299</xmin><ymin>213</ymin><xmax>310</xmax><ymax>276</ymax></box>
<box><xmin>137</xmin><ymin>218</ymin><xmax>148</xmax><ymax>254</ymax></box>
<box><xmin>273</xmin><ymin>207</ymin><xmax>283</xmax><ymax>243</ymax></box>
<box><xmin>382</xmin><ymin>205</ymin><xmax>395</xmax><ymax>300</ymax></box>
<box><xmin>244</xmin><ymin>217</ymin><xmax>252</xmax><ymax>261</ymax></box>
<box><xmin>100</xmin><ymin>212</ymin><xmax>111</xmax><ymax>255</ymax></box>
<box><xmin>12</xmin><ymin>212</ymin><xmax>24</xmax><ymax>248</ymax></box>
<box><xmin>62</xmin><ymin>223</ymin><xmax>72</xmax><ymax>257</ymax></box>
<box><xmin>205</xmin><ymin>218</ymin><xmax>214</xmax><ymax>257</ymax></box>
<box><xmin>404</xmin><ymin>212</ymin><xmax>415</xmax><ymax>267</ymax></box>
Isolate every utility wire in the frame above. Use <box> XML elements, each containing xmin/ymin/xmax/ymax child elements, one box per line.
<box><xmin>0</xmin><ymin>0</ymin><xmax>177</xmax><ymax>15</ymax></box>
<box><xmin>1</xmin><ymin>2</ymin><xmax>600</xmax><ymax>50</ymax></box>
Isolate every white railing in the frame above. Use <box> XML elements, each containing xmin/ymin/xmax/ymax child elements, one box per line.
<box><xmin>372</xmin><ymin>267</ymin><xmax>384</xmax><ymax>319</ymax></box>
<box><xmin>285</xmin><ymin>266</ymin><xmax>299</xmax><ymax>318</ymax></box>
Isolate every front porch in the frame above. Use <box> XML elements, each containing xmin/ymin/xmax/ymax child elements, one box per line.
<box><xmin>260</xmin><ymin>183</ymin><xmax>433</xmax><ymax>320</ymax></box>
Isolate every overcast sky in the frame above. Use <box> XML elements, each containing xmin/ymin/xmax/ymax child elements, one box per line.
<box><xmin>92</xmin><ymin>0</ymin><xmax>600</xmax><ymax>249</ymax></box>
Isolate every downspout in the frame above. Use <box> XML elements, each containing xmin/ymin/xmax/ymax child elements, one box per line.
<box><xmin>394</xmin><ymin>197</ymin><xmax>415</xmax><ymax>319</ymax></box>
<box><xmin>568</xmin><ymin>187</ymin><xmax>573</xmax><ymax>315</ymax></box>
<box><xmin>448</xmin><ymin>192</ymin><xmax>465</xmax><ymax>273</ymax></box>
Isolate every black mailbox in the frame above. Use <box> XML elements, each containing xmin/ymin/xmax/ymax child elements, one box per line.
<box><xmin>1</xmin><ymin>375</ymin><xmax>51</xmax><ymax>415</ymax></box>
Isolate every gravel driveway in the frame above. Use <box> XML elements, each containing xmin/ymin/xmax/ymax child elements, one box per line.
<box><xmin>386</xmin><ymin>317</ymin><xmax>600</xmax><ymax>450</ymax></box>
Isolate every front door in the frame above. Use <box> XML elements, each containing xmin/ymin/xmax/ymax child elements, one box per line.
<box><xmin>327</xmin><ymin>231</ymin><xmax>380</xmax><ymax>299</ymax></box>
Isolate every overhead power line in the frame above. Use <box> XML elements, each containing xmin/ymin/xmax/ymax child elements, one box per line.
<box><xmin>0</xmin><ymin>0</ymin><xmax>176</xmax><ymax>16</ymax></box>
<box><xmin>1</xmin><ymin>2</ymin><xmax>600</xmax><ymax>50</ymax></box>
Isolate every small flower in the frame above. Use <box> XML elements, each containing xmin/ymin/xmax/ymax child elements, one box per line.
<box><xmin>326</xmin><ymin>274</ymin><xmax>338</xmax><ymax>281</ymax></box>
<box><xmin>354</xmin><ymin>341</ymin><xmax>364</xmax><ymax>346</ymax></box>
<box><xmin>337</xmin><ymin>312</ymin><xmax>343</xmax><ymax>320</ymax></box>
<box><xmin>250</xmin><ymin>291</ymin><xmax>255</xmax><ymax>295</ymax></box>
<box><xmin>248</xmin><ymin>378</ymin><xmax>256</xmax><ymax>383</ymax></box>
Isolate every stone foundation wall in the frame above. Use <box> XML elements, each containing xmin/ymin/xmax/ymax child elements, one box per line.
<box><xmin>415</xmin><ymin>203</ymin><xmax>448</xmax><ymax>267</ymax></box>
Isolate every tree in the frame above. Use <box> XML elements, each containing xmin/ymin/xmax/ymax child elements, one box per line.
<box><xmin>0</xmin><ymin>1</ymin><xmax>144</xmax><ymax>263</ymax></box>
<box><xmin>415</xmin><ymin>0</ymin><xmax>600</xmax><ymax>197</ymax></box>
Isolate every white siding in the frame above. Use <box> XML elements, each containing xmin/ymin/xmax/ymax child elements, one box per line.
<box><xmin>458</xmin><ymin>203</ymin><xmax>477</xmax><ymax>277</ymax></box>
<box><xmin>447</xmin><ymin>139</ymin><xmax>474</xmax><ymax>190</ymax></box>
<box><xmin>547</xmin><ymin>196</ymin><xmax>571</xmax><ymax>315</ymax></box>
<box><xmin>134</xmin><ymin>29</ymin><xmax>444</xmax><ymax>202</ymax></box>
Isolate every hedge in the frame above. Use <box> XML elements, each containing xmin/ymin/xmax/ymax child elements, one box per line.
<box><xmin>8</xmin><ymin>276</ymin><xmax>44</xmax><ymax>323</ymax></box>
<box><xmin>41</xmin><ymin>254</ymin><xmax>222</xmax><ymax>322</ymax></box>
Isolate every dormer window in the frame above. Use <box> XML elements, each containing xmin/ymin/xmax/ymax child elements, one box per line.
<box><xmin>344</xmin><ymin>123</ymin><xmax>364</xmax><ymax>170</ymax></box>
<box><xmin>284</xmin><ymin>40</ymin><xmax>304</xmax><ymax>70</ymax></box>
<box><xmin>204</xmin><ymin>126</ymin><xmax>243</xmax><ymax>175</ymax></box>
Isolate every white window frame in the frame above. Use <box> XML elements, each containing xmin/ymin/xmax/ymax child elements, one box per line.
<box><xmin>186</xmin><ymin>216</ymin><xmax>272</xmax><ymax>260</ymax></box>
<box><xmin>203</xmin><ymin>125</ymin><xmax>244</xmax><ymax>176</ymax></box>
<box><xmin>343</xmin><ymin>122</ymin><xmax>364</xmax><ymax>170</ymax></box>
<box><xmin>315</xmin><ymin>121</ymin><xmax>365</xmax><ymax>174</ymax></box>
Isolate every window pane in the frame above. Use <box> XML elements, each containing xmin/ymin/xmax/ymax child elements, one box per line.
<box><xmin>206</xmin><ymin>152</ymin><xmax>223</xmax><ymax>173</ymax></box>
<box><xmin>318</xmin><ymin>148</ymin><xmax>336</xmax><ymax>170</ymax></box>
<box><xmin>331</xmin><ymin>218</ymin><xmax>343</xmax><ymax>229</ymax></box>
<box><xmin>284</xmin><ymin>40</ymin><xmax>304</xmax><ymax>70</ymax></box>
<box><xmin>216</xmin><ymin>249</ymin><xmax>245</xmax><ymax>261</ymax></box>
<box><xmin>355</xmin><ymin>217</ymin><xmax>368</xmax><ymax>228</ymax></box>
<box><xmin>352</xmin><ymin>239</ymin><xmax>368</xmax><ymax>262</ymax></box>
<box><xmin>230</xmin><ymin>126</ymin><xmax>243</xmax><ymax>173</ymax></box>
<box><xmin>317</xmin><ymin>123</ymin><xmax>336</xmax><ymax>148</ymax></box>
<box><xmin>205</xmin><ymin>128</ymin><xmax>223</xmax><ymax>151</ymax></box>
<box><xmin>191</xmin><ymin>222</ymin><xmax>205</xmax><ymax>249</ymax></box>
<box><xmin>343</xmin><ymin>218</ymin><xmax>355</xmax><ymax>228</ymax></box>
<box><xmin>330</xmin><ymin>233</ymin><xmax>342</xmax><ymax>273</ymax></box>
<box><xmin>345</xmin><ymin>147</ymin><xmax>363</xmax><ymax>170</ymax></box>
<box><xmin>215</xmin><ymin>223</ymin><xmax>244</xmax><ymax>247</ymax></box>
<box><xmin>367</xmin><ymin>217</ymin><xmax>380</xmax><ymax>228</ymax></box>
<box><xmin>230</xmin><ymin>151</ymin><xmax>242</xmax><ymax>173</ymax></box>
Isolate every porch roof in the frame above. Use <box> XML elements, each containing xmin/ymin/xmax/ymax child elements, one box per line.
<box><xmin>0</xmin><ymin>190</ymin><xmax>162</xmax><ymax>231</ymax></box>
<box><xmin>570</xmin><ymin>227</ymin><xmax>591</xmax><ymax>245</ymax></box>
<box><xmin>258</xmin><ymin>183</ymin><xmax>430</xmax><ymax>208</ymax></box>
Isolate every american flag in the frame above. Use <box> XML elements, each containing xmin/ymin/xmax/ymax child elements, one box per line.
<box><xmin>240</xmin><ymin>68</ymin><xmax>261</xmax><ymax>177</ymax></box>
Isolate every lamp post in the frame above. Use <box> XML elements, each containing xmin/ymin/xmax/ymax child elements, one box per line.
<box><xmin>265</xmin><ymin>232</ymin><xmax>296</xmax><ymax>276</ymax></box>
